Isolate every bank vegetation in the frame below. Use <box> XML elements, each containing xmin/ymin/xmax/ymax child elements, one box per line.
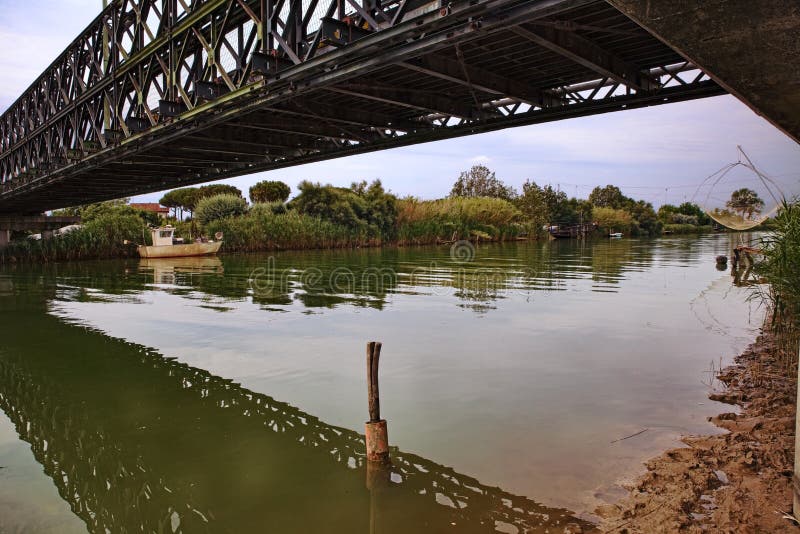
<box><xmin>0</xmin><ymin>166</ymin><xmax>770</xmax><ymax>262</ymax></box>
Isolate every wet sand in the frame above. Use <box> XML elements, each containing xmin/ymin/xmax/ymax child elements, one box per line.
<box><xmin>597</xmin><ymin>330</ymin><xmax>799</xmax><ymax>533</ymax></box>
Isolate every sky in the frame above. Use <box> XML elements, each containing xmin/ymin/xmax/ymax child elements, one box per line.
<box><xmin>2</xmin><ymin>0</ymin><xmax>799</xmax><ymax>209</ymax></box>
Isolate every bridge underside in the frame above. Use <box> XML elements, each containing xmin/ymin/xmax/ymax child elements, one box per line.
<box><xmin>0</xmin><ymin>0</ymin><xmax>723</xmax><ymax>214</ymax></box>
<box><xmin>608</xmin><ymin>0</ymin><xmax>800</xmax><ymax>145</ymax></box>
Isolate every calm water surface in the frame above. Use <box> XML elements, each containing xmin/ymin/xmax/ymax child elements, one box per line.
<box><xmin>0</xmin><ymin>234</ymin><xmax>761</xmax><ymax>532</ymax></box>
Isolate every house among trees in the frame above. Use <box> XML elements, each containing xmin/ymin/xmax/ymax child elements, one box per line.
<box><xmin>129</xmin><ymin>203</ymin><xmax>170</xmax><ymax>219</ymax></box>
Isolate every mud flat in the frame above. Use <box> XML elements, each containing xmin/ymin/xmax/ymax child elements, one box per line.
<box><xmin>598</xmin><ymin>331</ymin><xmax>799</xmax><ymax>533</ymax></box>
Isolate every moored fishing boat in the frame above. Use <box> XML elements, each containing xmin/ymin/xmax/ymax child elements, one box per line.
<box><xmin>137</xmin><ymin>226</ymin><xmax>222</xmax><ymax>258</ymax></box>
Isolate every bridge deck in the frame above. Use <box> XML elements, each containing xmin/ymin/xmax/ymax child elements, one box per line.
<box><xmin>0</xmin><ymin>0</ymin><xmax>722</xmax><ymax>213</ymax></box>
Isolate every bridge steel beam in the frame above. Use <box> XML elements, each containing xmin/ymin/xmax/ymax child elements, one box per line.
<box><xmin>509</xmin><ymin>24</ymin><xmax>660</xmax><ymax>91</ymax></box>
<box><xmin>0</xmin><ymin>0</ymin><xmax>725</xmax><ymax>213</ymax></box>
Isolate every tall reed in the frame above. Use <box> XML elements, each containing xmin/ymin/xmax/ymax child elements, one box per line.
<box><xmin>395</xmin><ymin>197</ymin><xmax>523</xmax><ymax>245</ymax></box>
<box><xmin>0</xmin><ymin>213</ymin><xmax>147</xmax><ymax>263</ymax></box>
<box><xmin>754</xmin><ymin>199</ymin><xmax>800</xmax><ymax>374</ymax></box>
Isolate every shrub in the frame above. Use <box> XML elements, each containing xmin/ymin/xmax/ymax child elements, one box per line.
<box><xmin>669</xmin><ymin>213</ymin><xmax>699</xmax><ymax>225</ymax></box>
<box><xmin>249</xmin><ymin>201</ymin><xmax>288</xmax><ymax>218</ymax></box>
<box><xmin>250</xmin><ymin>180</ymin><xmax>291</xmax><ymax>203</ymax></box>
<box><xmin>289</xmin><ymin>180</ymin><xmax>397</xmax><ymax>238</ymax></box>
<box><xmin>206</xmin><ymin>209</ymin><xmax>376</xmax><ymax>252</ymax></box>
<box><xmin>195</xmin><ymin>194</ymin><xmax>248</xmax><ymax>226</ymax></box>
<box><xmin>592</xmin><ymin>207</ymin><xmax>634</xmax><ymax>233</ymax></box>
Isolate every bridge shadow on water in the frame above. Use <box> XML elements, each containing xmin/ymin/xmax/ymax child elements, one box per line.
<box><xmin>0</xmin><ymin>282</ymin><xmax>592</xmax><ymax>533</ymax></box>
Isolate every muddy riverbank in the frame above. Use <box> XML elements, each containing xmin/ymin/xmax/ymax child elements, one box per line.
<box><xmin>598</xmin><ymin>330</ymin><xmax>798</xmax><ymax>533</ymax></box>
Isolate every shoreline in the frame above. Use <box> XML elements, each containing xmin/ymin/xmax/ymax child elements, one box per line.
<box><xmin>597</xmin><ymin>329</ymin><xmax>798</xmax><ymax>533</ymax></box>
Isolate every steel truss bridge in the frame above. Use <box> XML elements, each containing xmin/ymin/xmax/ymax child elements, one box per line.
<box><xmin>0</xmin><ymin>0</ymin><xmax>723</xmax><ymax>214</ymax></box>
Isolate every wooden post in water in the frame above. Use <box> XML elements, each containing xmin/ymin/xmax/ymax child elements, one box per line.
<box><xmin>365</xmin><ymin>342</ymin><xmax>389</xmax><ymax>534</ymax></box>
<box><xmin>365</xmin><ymin>341</ymin><xmax>390</xmax><ymax>465</ymax></box>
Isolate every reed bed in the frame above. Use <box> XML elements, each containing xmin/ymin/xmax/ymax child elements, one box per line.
<box><xmin>0</xmin><ymin>196</ymin><xmax>534</xmax><ymax>263</ymax></box>
<box><xmin>206</xmin><ymin>209</ymin><xmax>380</xmax><ymax>253</ymax></box>
<box><xmin>754</xmin><ymin>200</ymin><xmax>800</xmax><ymax>375</ymax></box>
<box><xmin>395</xmin><ymin>197</ymin><xmax>523</xmax><ymax>245</ymax></box>
<box><xmin>0</xmin><ymin>213</ymin><xmax>147</xmax><ymax>263</ymax></box>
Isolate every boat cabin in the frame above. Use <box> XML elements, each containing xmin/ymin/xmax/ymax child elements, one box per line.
<box><xmin>151</xmin><ymin>226</ymin><xmax>177</xmax><ymax>247</ymax></box>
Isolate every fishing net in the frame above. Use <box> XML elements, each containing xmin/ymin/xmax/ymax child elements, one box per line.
<box><xmin>693</xmin><ymin>146</ymin><xmax>786</xmax><ymax>231</ymax></box>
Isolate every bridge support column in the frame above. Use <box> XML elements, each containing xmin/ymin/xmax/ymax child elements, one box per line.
<box><xmin>607</xmin><ymin>0</ymin><xmax>800</xmax><ymax>143</ymax></box>
<box><xmin>0</xmin><ymin>215</ymin><xmax>80</xmax><ymax>247</ymax></box>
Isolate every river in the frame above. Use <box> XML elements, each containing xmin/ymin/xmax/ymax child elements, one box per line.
<box><xmin>0</xmin><ymin>234</ymin><xmax>762</xmax><ymax>533</ymax></box>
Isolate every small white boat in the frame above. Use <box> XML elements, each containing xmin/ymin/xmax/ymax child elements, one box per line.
<box><xmin>138</xmin><ymin>226</ymin><xmax>222</xmax><ymax>258</ymax></box>
<box><xmin>608</xmin><ymin>232</ymin><xmax>623</xmax><ymax>238</ymax></box>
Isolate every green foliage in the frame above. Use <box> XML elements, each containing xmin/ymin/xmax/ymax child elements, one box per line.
<box><xmin>396</xmin><ymin>196</ymin><xmax>522</xmax><ymax>244</ymax></box>
<box><xmin>677</xmin><ymin>202</ymin><xmax>710</xmax><ymax>225</ymax></box>
<box><xmin>198</xmin><ymin>184</ymin><xmax>243</xmax><ymax>200</ymax></box>
<box><xmin>207</xmin><ymin>209</ymin><xmax>376</xmax><ymax>252</ymax></box>
<box><xmin>289</xmin><ymin>180</ymin><xmax>397</xmax><ymax>237</ymax></box>
<box><xmin>627</xmin><ymin>200</ymin><xmax>662</xmax><ymax>236</ymax></box>
<box><xmin>171</xmin><ymin>219</ymin><xmax>200</xmax><ymax>240</ymax></box>
<box><xmin>195</xmin><ymin>194</ymin><xmax>248</xmax><ymax>226</ymax></box>
<box><xmin>727</xmin><ymin>188</ymin><xmax>765</xmax><ymax>219</ymax></box>
<box><xmin>249</xmin><ymin>201</ymin><xmax>288</xmax><ymax>218</ymax></box>
<box><xmin>659</xmin><ymin>202</ymin><xmax>710</xmax><ymax>226</ymax></box>
<box><xmin>670</xmin><ymin>213</ymin><xmax>699</xmax><ymax>225</ymax></box>
<box><xmin>515</xmin><ymin>180</ymin><xmax>548</xmax><ymax>232</ymax></box>
<box><xmin>592</xmin><ymin>207</ymin><xmax>635</xmax><ymax>233</ymax></box>
<box><xmin>356</xmin><ymin>180</ymin><xmax>398</xmax><ymax>238</ymax></box>
<box><xmin>55</xmin><ymin>198</ymin><xmax>162</xmax><ymax>226</ymax></box>
<box><xmin>0</xmin><ymin>211</ymin><xmax>148</xmax><ymax>263</ymax></box>
<box><xmin>541</xmin><ymin>185</ymin><xmax>576</xmax><ymax>224</ymax></box>
<box><xmin>290</xmin><ymin>180</ymin><xmax>365</xmax><ymax>229</ymax></box>
<box><xmin>589</xmin><ymin>185</ymin><xmax>629</xmax><ymax>209</ymax></box>
<box><xmin>657</xmin><ymin>204</ymin><xmax>678</xmax><ymax>222</ymax></box>
<box><xmin>52</xmin><ymin>198</ymin><xmax>130</xmax><ymax>221</ymax></box>
<box><xmin>757</xmin><ymin>200</ymin><xmax>800</xmax><ymax>330</ymax></box>
<box><xmin>450</xmin><ymin>165</ymin><xmax>517</xmax><ymax>200</ymax></box>
<box><xmin>160</xmin><ymin>187</ymin><xmax>199</xmax><ymax>217</ymax></box>
<box><xmin>250</xmin><ymin>180</ymin><xmax>291</xmax><ymax>203</ymax></box>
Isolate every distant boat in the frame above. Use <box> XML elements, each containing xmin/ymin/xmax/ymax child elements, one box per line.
<box><xmin>137</xmin><ymin>226</ymin><xmax>222</xmax><ymax>258</ymax></box>
<box><xmin>608</xmin><ymin>232</ymin><xmax>623</xmax><ymax>238</ymax></box>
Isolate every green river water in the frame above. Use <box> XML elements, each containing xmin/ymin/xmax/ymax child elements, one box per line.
<box><xmin>0</xmin><ymin>234</ymin><xmax>761</xmax><ymax>533</ymax></box>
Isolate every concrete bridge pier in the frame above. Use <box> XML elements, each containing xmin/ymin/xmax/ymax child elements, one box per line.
<box><xmin>607</xmin><ymin>0</ymin><xmax>800</xmax><ymax>143</ymax></box>
<box><xmin>0</xmin><ymin>215</ymin><xmax>80</xmax><ymax>247</ymax></box>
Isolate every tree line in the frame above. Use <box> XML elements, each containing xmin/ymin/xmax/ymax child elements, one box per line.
<box><xmin>2</xmin><ymin>165</ymin><xmax>770</xmax><ymax>263</ymax></box>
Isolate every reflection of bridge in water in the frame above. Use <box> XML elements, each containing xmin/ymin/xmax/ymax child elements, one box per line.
<box><xmin>0</xmin><ymin>302</ymin><xmax>591</xmax><ymax>533</ymax></box>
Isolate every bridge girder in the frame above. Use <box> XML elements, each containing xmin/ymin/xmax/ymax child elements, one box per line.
<box><xmin>0</xmin><ymin>0</ymin><xmax>723</xmax><ymax>213</ymax></box>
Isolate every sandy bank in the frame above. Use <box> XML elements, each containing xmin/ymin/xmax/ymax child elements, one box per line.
<box><xmin>597</xmin><ymin>331</ymin><xmax>798</xmax><ymax>533</ymax></box>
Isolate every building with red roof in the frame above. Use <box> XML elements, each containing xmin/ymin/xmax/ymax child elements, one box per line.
<box><xmin>129</xmin><ymin>203</ymin><xmax>170</xmax><ymax>219</ymax></box>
